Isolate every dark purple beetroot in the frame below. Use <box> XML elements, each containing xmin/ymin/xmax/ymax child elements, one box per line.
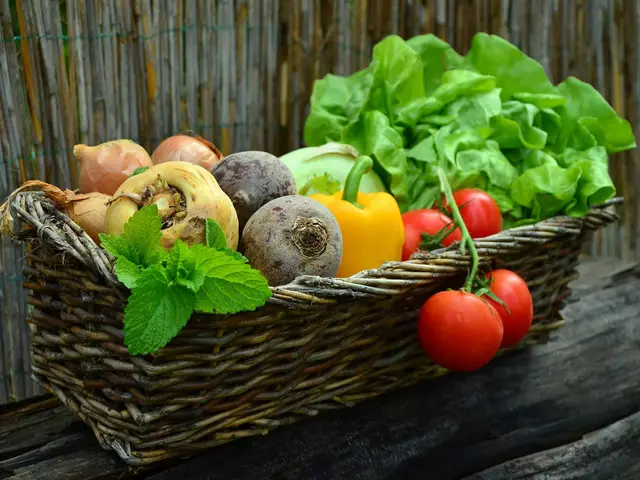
<box><xmin>211</xmin><ymin>151</ymin><xmax>296</xmax><ymax>234</ymax></box>
<box><xmin>240</xmin><ymin>195</ymin><xmax>343</xmax><ymax>286</ymax></box>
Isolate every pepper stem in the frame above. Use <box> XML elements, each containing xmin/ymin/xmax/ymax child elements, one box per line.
<box><xmin>435</xmin><ymin>168</ymin><xmax>479</xmax><ymax>292</ymax></box>
<box><xmin>342</xmin><ymin>155</ymin><xmax>373</xmax><ymax>209</ymax></box>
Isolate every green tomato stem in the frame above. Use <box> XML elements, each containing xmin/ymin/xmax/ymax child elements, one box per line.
<box><xmin>435</xmin><ymin>167</ymin><xmax>479</xmax><ymax>292</ymax></box>
<box><xmin>342</xmin><ymin>155</ymin><xmax>374</xmax><ymax>208</ymax></box>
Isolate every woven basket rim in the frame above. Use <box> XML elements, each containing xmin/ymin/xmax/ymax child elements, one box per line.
<box><xmin>9</xmin><ymin>191</ymin><xmax>622</xmax><ymax>306</ymax></box>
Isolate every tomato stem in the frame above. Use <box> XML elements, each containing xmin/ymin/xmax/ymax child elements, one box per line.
<box><xmin>435</xmin><ymin>168</ymin><xmax>479</xmax><ymax>292</ymax></box>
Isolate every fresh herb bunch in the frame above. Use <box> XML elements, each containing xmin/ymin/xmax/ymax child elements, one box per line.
<box><xmin>99</xmin><ymin>205</ymin><xmax>271</xmax><ymax>356</ymax></box>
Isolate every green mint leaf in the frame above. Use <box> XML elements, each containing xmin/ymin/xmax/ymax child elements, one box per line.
<box><xmin>99</xmin><ymin>205</ymin><xmax>167</xmax><ymax>268</ymax></box>
<box><xmin>130</xmin><ymin>166</ymin><xmax>150</xmax><ymax>177</ymax></box>
<box><xmin>222</xmin><ymin>249</ymin><xmax>249</xmax><ymax>262</ymax></box>
<box><xmin>204</xmin><ymin>217</ymin><xmax>248</xmax><ymax>261</ymax></box>
<box><xmin>183</xmin><ymin>245</ymin><xmax>228</xmax><ymax>293</ymax></box>
<box><xmin>99</xmin><ymin>205</ymin><xmax>169</xmax><ymax>288</ymax></box>
<box><xmin>100</xmin><ymin>233</ymin><xmax>141</xmax><ymax>264</ymax></box>
<box><xmin>171</xmin><ymin>245</ymin><xmax>245</xmax><ymax>292</ymax></box>
<box><xmin>189</xmin><ymin>245</ymin><xmax>271</xmax><ymax>314</ymax></box>
<box><xmin>166</xmin><ymin>240</ymin><xmax>196</xmax><ymax>287</ymax></box>
<box><xmin>205</xmin><ymin>218</ymin><xmax>228</xmax><ymax>250</ymax></box>
<box><xmin>123</xmin><ymin>264</ymin><xmax>196</xmax><ymax>355</ymax></box>
<box><xmin>113</xmin><ymin>256</ymin><xmax>143</xmax><ymax>289</ymax></box>
<box><xmin>121</xmin><ymin>205</ymin><xmax>168</xmax><ymax>266</ymax></box>
<box><xmin>100</xmin><ymin>233</ymin><xmax>146</xmax><ymax>287</ymax></box>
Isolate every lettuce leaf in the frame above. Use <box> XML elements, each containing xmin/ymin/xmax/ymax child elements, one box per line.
<box><xmin>406</xmin><ymin>34</ymin><xmax>464</xmax><ymax>96</ymax></box>
<box><xmin>342</xmin><ymin>111</ymin><xmax>409</xmax><ymax>206</ymax></box>
<box><xmin>556</xmin><ymin>77</ymin><xmax>636</xmax><ymax>154</ymax></box>
<box><xmin>302</xmin><ymin>32</ymin><xmax>636</xmax><ymax>224</ymax></box>
<box><xmin>461</xmin><ymin>33</ymin><xmax>560</xmax><ymax>100</ymax></box>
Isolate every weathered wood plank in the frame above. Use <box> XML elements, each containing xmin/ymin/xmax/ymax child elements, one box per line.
<box><xmin>7</xmin><ymin>445</ymin><xmax>124</xmax><ymax>480</ymax></box>
<box><xmin>0</xmin><ymin>404</ymin><xmax>78</xmax><ymax>458</ymax></box>
<box><xmin>468</xmin><ymin>409</ymin><xmax>640</xmax><ymax>480</ymax></box>
<box><xmin>0</xmin><ymin>433</ymin><xmax>85</xmax><ymax>471</ymax></box>
<box><xmin>0</xmin><ymin>257</ymin><xmax>636</xmax><ymax>479</ymax></box>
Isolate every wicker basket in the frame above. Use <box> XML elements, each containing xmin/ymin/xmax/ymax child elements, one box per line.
<box><xmin>7</xmin><ymin>190</ymin><xmax>621</xmax><ymax>465</ymax></box>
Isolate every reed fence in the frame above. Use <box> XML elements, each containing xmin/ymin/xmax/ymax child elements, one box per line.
<box><xmin>0</xmin><ymin>0</ymin><xmax>638</xmax><ymax>404</ymax></box>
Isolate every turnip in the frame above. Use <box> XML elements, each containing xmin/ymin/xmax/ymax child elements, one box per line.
<box><xmin>105</xmin><ymin>162</ymin><xmax>239</xmax><ymax>250</ymax></box>
<box><xmin>240</xmin><ymin>195</ymin><xmax>343</xmax><ymax>286</ymax></box>
<box><xmin>211</xmin><ymin>151</ymin><xmax>297</xmax><ymax>234</ymax></box>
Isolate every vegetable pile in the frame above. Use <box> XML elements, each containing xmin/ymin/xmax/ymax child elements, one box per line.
<box><xmin>289</xmin><ymin>32</ymin><xmax>635</xmax><ymax>371</ymax></box>
<box><xmin>302</xmin><ymin>33</ymin><xmax>636</xmax><ymax>227</ymax></box>
<box><xmin>1</xmin><ymin>32</ymin><xmax>635</xmax><ymax>375</ymax></box>
<box><xmin>2</xmin><ymin>134</ymin><xmax>343</xmax><ymax>357</ymax></box>
<box><xmin>99</xmin><ymin>207</ymin><xmax>269</xmax><ymax>355</ymax></box>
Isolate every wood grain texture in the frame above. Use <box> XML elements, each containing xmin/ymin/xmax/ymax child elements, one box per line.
<box><xmin>0</xmin><ymin>257</ymin><xmax>636</xmax><ymax>479</ymax></box>
<box><xmin>1</xmin><ymin>0</ymin><xmax>639</xmax><ymax>405</ymax></box>
<box><xmin>468</xmin><ymin>410</ymin><xmax>640</xmax><ymax>479</ymax></box>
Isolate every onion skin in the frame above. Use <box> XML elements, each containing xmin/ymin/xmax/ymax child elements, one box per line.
<box><xmin>66</xmin><ymin>192</ymin><xmax>110</xmax><ymax>244</ymax></box>
<box><xmin>105</xmin><ymin>161</ymin><xmax>239</xmax><ymax>250</ymax></box>
<box><xmin>0</xmin><ymin>180</ymin><xmax>90</xmax><ymax>235</ymax></box>
<box><xmin>0</xmin><ymin>181</ymin><xmax>108</xmax><ymax>244</ymax></box>
<box><xmin>151</xmin><ymin>134</ymin><xmax>224</xmax><ymax>171</ymax></box>
<box><xmin>75</xmin><ymin>140</ymin><xmax>153</xmax><ymax>196</ymax></box>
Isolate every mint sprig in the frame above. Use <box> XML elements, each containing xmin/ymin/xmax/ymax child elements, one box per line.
<box><xmin>99</xmin><ymin>206</ymin><xmax>271</xmax><ymax>356</ymax></box>
<box><xmin>205</xmin><ymin>218</ymin><xmax>249</xmax><ymax>262</ymax></box>
<box><xmin>123</xmin><ymin>264</ymin><xmax>196</xmax><ymax>355</ymax></box>
<box><xmin>99</xmin><ymin>205</ymin><xmax>168</xmax><ymax>288</ymax></box>
<box><xmin>205</xmin><ymin>218</ymin><xmax>227</xmax><ymax>250</ymax></box>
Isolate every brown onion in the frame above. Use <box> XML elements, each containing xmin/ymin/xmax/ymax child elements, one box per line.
<box><xmin>67</xmin><ymin>192</ymin><xmax>110</xmax><ymax>244</ymax></box>
<box><xmin>151</xmin><ymin>133</ymin><xmax>224</xmax><ymax>171</ymax></box>
<box><xmin>0</xmin><ymin>180</ymin><xmax>107</xmax><ymax>244</ymax></box>
<box><xmin>75</xmin><ymin>140</ymin><xmax>153</xmax><ymax>195</ymax></box>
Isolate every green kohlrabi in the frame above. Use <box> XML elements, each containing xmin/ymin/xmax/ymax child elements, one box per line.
<box><xmin>279</xmin><ymin>142</ymin><xmax>387</xmax><ymax>196</ymax></box>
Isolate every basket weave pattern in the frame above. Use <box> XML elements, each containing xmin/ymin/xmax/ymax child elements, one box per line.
<box><xmin>11</xmin><ymin>191</ymin><xmax>621</xmax><ymax>465</ymax></box>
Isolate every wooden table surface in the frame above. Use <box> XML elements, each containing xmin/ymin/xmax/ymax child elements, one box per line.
<box><xmin>0</xmin><ymin>257</ymin><xmax>639</xmax><ymax>480</ymax></box>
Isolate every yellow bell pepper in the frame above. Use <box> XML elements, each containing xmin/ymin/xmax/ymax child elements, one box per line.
<box><xmin>310</xmin><ymin>155</ymin><xmax>405</xmax><ymax>278</ymax></box>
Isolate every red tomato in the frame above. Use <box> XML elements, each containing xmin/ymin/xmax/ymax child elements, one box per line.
<box><xmin>401</xmin><ymin>209</ymin><xmax>462</xmax><ymax>261</ymax></box>
<box><xmin>417</xmin><ymin>290</ymin><xmax>503</xmax><ymax>372</ymax></box>
<box><xmin>484</xmin><ymin>269</ymin><xmax>534</xmax><ymax>348</ymax></box>
<box><xmin>443</xmin><ymin>188</ymin><xmax>502</xmax><ymax>239</ymax></box>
